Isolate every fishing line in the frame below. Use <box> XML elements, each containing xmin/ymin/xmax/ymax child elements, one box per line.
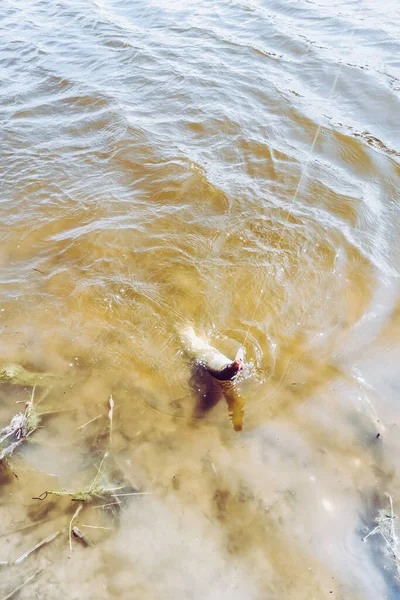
<box><xmin>242</xmin><ymin>55</ymin><xmax>347</xmax><ymax>350</ymax></box>
<box><xmin>134</xmin><ymin>36</ymin><xmax>352</xmax><ymax>421</ymax></box>
<box><xmin>132</xmin><ymin>42</ymin><xmax>352</xmax><ymax>425</ymax></box>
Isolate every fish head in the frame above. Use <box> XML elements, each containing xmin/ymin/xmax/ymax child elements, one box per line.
<box><xmin>233</xmin><ymin>346</ymin><xmax>245</xmax><ymax>372</ymax></box>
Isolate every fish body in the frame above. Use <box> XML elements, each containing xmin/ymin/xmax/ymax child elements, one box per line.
<box><xmin>180</xmin><ymin>326</ymin><xmax>246</xmax><ymax>431</ymax></box>
<box><xmin>180</xmin><ymin>326</ymin><xmax>244</xmax><ymax>381</ymax></box>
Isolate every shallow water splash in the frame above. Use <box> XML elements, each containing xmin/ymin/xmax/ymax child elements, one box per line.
<box><xmin>0</xmin><ymin>0</ymin><xmax>399</xmax><ymax>598</ymax></box>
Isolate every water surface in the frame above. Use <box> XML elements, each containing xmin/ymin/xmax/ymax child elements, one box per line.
<box><xmin>0</xmin><ymin>0</ymin><xmax>400</xmax><ymax>598</ymax></box>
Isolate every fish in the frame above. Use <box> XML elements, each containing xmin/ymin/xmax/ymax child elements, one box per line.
<box><xmin>180</xmin><ymin>326</ymin><xmax>245</xmax><ymax>380</ymax></box>
<box><xmin>180</xmin><ymin>326</ymin><xmax>246</xmax><ymax>431</ymax></box>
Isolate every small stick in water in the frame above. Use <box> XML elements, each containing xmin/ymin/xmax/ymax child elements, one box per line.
<box><xmin>78</xmin><ymin>414</ymin><xmax>102</xmax><ymax>430</ymax></box>
<box><xmin>0</xmin><ymin>387</ymin><xmax>41</xmax><ymax>463</ymax></box>
<box><xmin>1</xmin><ymin>569</ymin><xmax>43</xmax><ymax>600</ymax></box>
<box><xmin>68</xmin><ymin>505</ymin><xmax>82</xmax><ymax>555</ymax></box>
<box><xmin>108</xmin><ymin>395</ymin><xmax>114</xmax><ymax>451</ymax></box>
<box><xmin>14</xmin><ymin>530</ymin><xmax>63</xmax><ymax>565</ymax></box>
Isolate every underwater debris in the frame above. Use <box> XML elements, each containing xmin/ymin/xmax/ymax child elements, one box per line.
<box><xmin>14</xmin><ymin>530</ymin><xmax>63</xmax><ymax>565</ymax></box>
<box><xmin>0</xmin><ymin>364</ymin><xmax>75</xmax><ymax>387</ymax></box>
<box><xmin>34</xmin><ymin>453</ymin><xmax>149</xmax><ymax>512</ymax></box>
<box><xmin>35</xmin><ymin>398</ymin><xmax>145</xmax><ymax>504</ymax></box>
<box><xmin>108</xmin><ymin>395</ymin><xmax>114</xmax><ymax>451</ymax></box>
<box><xmin>1</xmin><ymin>568</ymin><xmax>43</xmax><ymax>600</ymax></box>
<box><xmin>68</xmin><ymin>505</ymin><xmax>82</xmax><ymax>555</ymax></box>
<box><xmin>0</xmin><ymin>387</ymin><xmax>41</xmax><ymax>462</ymax></box>
<box><xmin>72</xmin><ymin>526</ymin><xmax>91</xmax><ymax>547</ymax></box>
<box><xmin>34</xmin><ymin>453</ymin><xmax>125</xmax><ymax>502</ymax></box>
<box><xmin>363</xmin><ymin>494</ymin><xmax>400</xmax><ymax>581</ymax></box>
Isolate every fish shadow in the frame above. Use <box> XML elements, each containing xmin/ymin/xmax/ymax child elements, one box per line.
<box><xmin>190</xmin><ymin>364</ymin><xmax>245</xmax><ymax>431</ymax></box>
<box><xmin>190</xmin><ymin>363</ymin><xmax>223</xmax><ymax>419</ymax></box>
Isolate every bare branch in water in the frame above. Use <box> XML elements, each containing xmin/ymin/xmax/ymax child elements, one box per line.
<box><xmin>0</xmin><ymin>387</ymin><xmax>41</xmax><ymax>463</ymax></box>
<box><xmin>33</xmin><ymin>453</ymin><xmax>127</xmax><ymax>503</ymax></box>
<box><xmin>68</xmin><ymin>505</ymin><xmax>82</xmax><ymax>555</ymax></box>
<box><xmin>111</xmin><ymin>492</ymin><xmax>152</xmax><ymax>497</ymax></box>
<box><xmin>32</xmin><ymin>400</ymin><xmax>147</xmax><ymax>506</ymax></box>
<box><xmin>363</xmin><ymin>494</ymin><xmax>400</xmax><ymax>580</ymax></box>
<box><xmin>0</xmin><ymin>440</ymin><xmax>24</xmax><ymax>462</ymax></box>
<box><xmin>14</xmin><ymin>530</ymin><xmax>63</xmax><ymax>565</ymax></box>
<box><xmin>92</xmin><ymin>501</ymin><xmax>121</xmax><ymax>510</ymax></box>
<box><xmin>0</xmin><ymin>516</ymin><xmax>61</xmax><ymax>538</ymax></box>
<box><xmin>78</xmin><ymin>414</ymin><xmax>102</xmax><ymax>430</ymax></box>
<box><xmin>0</xmin><ymin>569</ymin><xmax>43</xmax><ymax>600</ymax></box>
<box><xmin>80</xmin><ymin>524</ymin><xmax>112</xmax><ymax>530</ymax></box>
<box><xmin>108</xmin><ymin>395</ymin><xmax>114</xmax><ymax>451</ymax></box>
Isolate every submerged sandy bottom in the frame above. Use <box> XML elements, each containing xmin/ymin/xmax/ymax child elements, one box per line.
<box><xmin>1</xmin><ymin>328</ymin><xmax>400</xmax><ymax>599</ymax></box>
<box><xmin>1</xmin><ymin>0</ymin><xmax>400</xmax><ymax>597</ymax></box>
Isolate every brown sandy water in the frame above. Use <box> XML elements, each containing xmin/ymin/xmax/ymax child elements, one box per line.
<box><xmin>0</xmin><ymin>0</ymin><xmax>400</xmax><ymax>597</ymax></box>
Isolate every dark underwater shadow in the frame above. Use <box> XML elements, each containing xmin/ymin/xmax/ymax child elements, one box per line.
<box><xmin>190</xmin><ymin>363</ymin><xmax>223</xmax><ymax>419</ymax></box>
<box><xmin>189</xmin><ymin>363</ymin><xmax>245</xmax><ymax>431</ymax></box>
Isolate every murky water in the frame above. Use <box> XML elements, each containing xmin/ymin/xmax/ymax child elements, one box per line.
<box><xmin>1</xmin><ymin>0</ymin><xmax>399</xmax><ymax>597</ymax></box>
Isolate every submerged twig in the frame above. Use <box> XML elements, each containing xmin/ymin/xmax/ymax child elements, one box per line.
<box><xmin>80</xmin><ymin>524</ymin><xmax>112</xmax><ymax>530</ymax></box>
<box><xmin>111</xmin><ymin>492</ymin><xmax>151</xmax><ymax>497</ymax></box>
<box><xmin>363</xmin><ymin>494</ymin><xmax>400</xmax><ymax>580</ymax></box>
<box><xmin>34</xmin><ymin>452</ymin><xmax>124</xmax><ymax>502</ymax></box>
<box><xmin>1</xmin><ymin>569</ymin><xmax>43</xmax><ymax>600</ymax></box>
<box><xmin>68</xmin><ymin>505</ymin><xmax>82</xmax><ymax>555</ymax></box>
<box><xmin>14</xmin><ymin>530</ymin><xmax>62</xmax><ymax>565</ymax></box>
<box><xmin>78</xmin><ymin>414</ymin><xmax>102</xmax><ymax>430</ymax></box>
<box><xmin>92</xmin><ymin>501</ymin><xmax>121</xmax><ymax>510</ymax></box>
<box><xmin>0</xmin><ymin>516</ymin><xmax>61</xmax><ymax>538</ymax></box>
<box><xmin>0</xmin><ymin>440</ymin><xmax>24</xmax><ymax>462</ymax></box>
<box><xmin>353</xmin><ymin>371</ymin><xmax>383</xmax><ymax>436</ymax></box>
<box><xmin>0</xmin><ymin>387</ymin><xmax>41</xmax><ymax>462</ymax></box>
<box><xmin>363</xmin><ymin>524</ymin><xmax>380</xmax><ymax>542</ymax></box>
<box><xmin>34</xmin><ymin>399</ymin><xmax>147</xmax><ymax>509</ymax></box>
<box><xmin>108</xmin><ymin>395</ymin><xmax>114</xmax><ymax>451</ymax></box>
<box><xmin>0</xmin><ymin>364</ymin><xmax>75</xmax><ymax>387</ymax></box>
